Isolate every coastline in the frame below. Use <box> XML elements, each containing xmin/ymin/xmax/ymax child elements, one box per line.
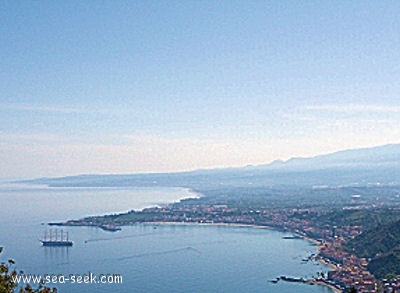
<box><xmin>149</xmin><ymin>221</ymin><xmax>272</xmax><ymax>229</ymax></box>
<box><xmin>147</xmin><ymin>187</ymin><xmax>202</xmax><ymax>208</ymax></box>
<box><xmin>135</xmin><ymin>187</ymin><xmax>202</xmax><ymax>211</ymax></box>
<box><xmin>53</xmin><ymin>217</ymin><xmax>343</xmax><ymax>293</ymax></box>
<box><xmin>309</xmin><ymin>280</ymin><xmax>342</xmax><ymax>293</ymax></box>
<box><xmin>145</xmin><ymin>221</ymin><xmax>343</xmax><ymax>293</ymax></box>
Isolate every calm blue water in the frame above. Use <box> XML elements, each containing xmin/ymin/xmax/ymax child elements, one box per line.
<box><xmin>0</xmin><ymin>185</ymin><xmax>333</xmax><ymax>292</ymax></box>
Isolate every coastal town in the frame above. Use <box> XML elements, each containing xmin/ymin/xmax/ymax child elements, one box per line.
<box><xmin>57</xmin><ymin>191</ymin><xmax>400</xmax><ymax>293</ymax></box>
<box><xmin>4</xmin><ymin>1</ymin><xmax>400</xmax><ymax>293</ymax></box>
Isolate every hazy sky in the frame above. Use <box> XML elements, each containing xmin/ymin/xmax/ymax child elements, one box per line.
<box><xmin>1</xmin><ymin>1</ymin><xmax>400</xmax><ymax>179</ymax></box>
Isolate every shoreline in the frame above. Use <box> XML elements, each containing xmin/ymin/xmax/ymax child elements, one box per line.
<box><xmin>309</xmin><ymin>280</ymin><xmax>342</xmax><ymax>293</ymax></box>
<box><xmin>145</xmin><ymin>187</ymin><xmax>203</xmax><ymax>210</ymax></box>
<box><xmin>149</xmin><ymin>221</ymin><xmax>272</xmax><ymax>229</ymax></box>
<box><xmin>144</xmin><ymin>221</ymin><xmax>343</xmax><ymax>293</ymax></box>
<box><xmin>55</xmin><ymin>218</ymin><xmax>343</xmax><ymax>293</ymax></box>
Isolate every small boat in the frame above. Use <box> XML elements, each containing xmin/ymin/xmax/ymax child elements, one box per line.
<box><xmin>41</xmin><ymin>229</ymin><xmax>73</xmax><ymax>247</ymax></box>
<box><xmin>282</xmin><ymin>235</ymin><xmax>302</xmax><ymax>239</ymax></box>
<box><xmin>99</xmin><ymin>224</ymin><xmax>122</xmax><ymax>232</ymax></box>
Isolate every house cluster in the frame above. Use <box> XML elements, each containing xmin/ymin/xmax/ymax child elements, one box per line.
<box><xmin>380</xmin><ymin>278</ymin><xmax>400</xmax><ymax>292</ymax></box>
<box><xmin>319</xmin><ymin>240</ymin><xmax>376</xmax><ymax>292</ymax></box>
<box><xmin>65</xmin><ymin>201</ymin><xmax>400</xmax><ymax>293</ymax></box>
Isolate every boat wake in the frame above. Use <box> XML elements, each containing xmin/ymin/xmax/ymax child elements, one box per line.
<box><xmin>84</xmin><ymin>232</ymin><xmax>155</xmax><ymax>243</ymax></box>
<box><xmin>116</xmin><ymin>246</ymin><xmax>202</xmax><ymax>261</ymax></box>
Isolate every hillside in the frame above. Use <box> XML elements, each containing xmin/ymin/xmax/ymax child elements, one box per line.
<box><xmin>367</xmin><ymin>248</ymin><xmax>400</xmax><ymax>279</ymax></box>
<box><xmin>346</xmin><ymin>219</ymin><xmax>400</xmax><ymax>258</ymax></box>
<box><xmin>21</xmin><ymin>143</ymin><xmax>400</xmax><ymax>188</ymax></box>
<box><xmin>345</xmin><ymin>219</ymin><xmax>400</xmax><ymax>279</ymax></box>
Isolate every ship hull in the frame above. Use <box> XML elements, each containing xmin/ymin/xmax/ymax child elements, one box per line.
<box><xmin>41</xmin><ymin>241</ymin><xmax>73</xmax><ymax>247</ymax></box>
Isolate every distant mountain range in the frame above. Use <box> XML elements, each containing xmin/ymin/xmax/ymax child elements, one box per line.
<box><xmin>23</xmin><ymin>143</ymin><xmax>400</xmax><ymax>188</ymax></box>
<box><xmin>257</xmin><ymin>143</ymin><xmax>400</xmax><ymax>171</ymax></box>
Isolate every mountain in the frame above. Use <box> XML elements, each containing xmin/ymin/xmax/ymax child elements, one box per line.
<box><xmin>346</xmin><ymin>219</ymin><xmax>400</xmax><ymax>259</ymax></box>
<box><xmin>21</xmin><ymin>143</ymin><xmax>400</xmax><ymax>188</ymax></box>
<box><xmin>367</xmin><ymin>248</ymin><xmax>400</xmax><ymax>279</ymax></box>
<box><xmin>251</xmin><ymin>143</ymin><xmax>400</xmax><ymax>171</ymax></box>
<box><xmin>345</xmin><ymin>219</ymin><xmax>400</xmax><ymax>279</ymax></box>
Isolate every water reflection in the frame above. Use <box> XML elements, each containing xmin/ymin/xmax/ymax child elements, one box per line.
<box><xmin>43</xmin><ymin>246</ymin><xmax>70</xmax><ymax>264</ymax></box>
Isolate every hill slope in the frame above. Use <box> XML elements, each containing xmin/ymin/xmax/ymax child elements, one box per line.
<box><xmin>345</xmin><ymin>219</ymin><xmax>400</xmax><ymax>279</ymax></box>
<box><xmin>21</xmin><ymin>143</ymin><xmax>400</xmax><ymax>188</ymax></box>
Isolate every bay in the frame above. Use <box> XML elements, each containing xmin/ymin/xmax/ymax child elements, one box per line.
<box><xmin>0</xmin><ymin>184</ymin><xmax>333</xmax><ymax>292</ymax></box>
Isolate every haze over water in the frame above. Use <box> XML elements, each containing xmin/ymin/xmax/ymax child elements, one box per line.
<box><xmin>0</xmin><ymin>185</ymin><xmax>333</xmax><ymax>292</ymax></box>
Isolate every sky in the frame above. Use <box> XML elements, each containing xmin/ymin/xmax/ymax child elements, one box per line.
<box><xmin>1</xmin><ymin>1</ymin><xmax>400</xmax><ymax>179</ymax></box>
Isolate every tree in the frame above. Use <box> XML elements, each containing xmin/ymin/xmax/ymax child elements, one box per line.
<box><xmin>0</xmin><ymin>248</ymin><xmax>57</xmax><ymax>293</ymax></box>
<box><xmin>348</xmin><ymin>286</ymin><xmax>357</xmax><ymax>293</ymax></box>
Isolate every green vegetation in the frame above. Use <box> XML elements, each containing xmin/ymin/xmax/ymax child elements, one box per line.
<box><xmin>345</xmin><ymin>219</ymin><xmax>400</xmax><ymax>258</ymax></box>
<box><xmin>343</xmin><ymin>218</ymin><xmax>400</xmax><ymax>278</ymax></box>
<box><xmin>0</xmin><ymin>248</ymin><xmax>56</xmax><ymax>293</ymax></box>
<box><xmin>348</xmin><ymin>286</ymin><xmax>358</xmax><ymax>293</ymax></box>
<box><xmin>55</xmin><ymin>184</ymin><xmax>400</xmax><ymax>286</ymax></box>
<box><xmin>367</xmin><ymin>248</ymin><xmax>400</xmax><ymax>279</ymax></box>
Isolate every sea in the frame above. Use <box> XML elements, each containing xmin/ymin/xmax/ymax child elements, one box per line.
<box><xmin>0</xmin><ymin>184</ymin><xmax>334</xmax><ymax>293</ymax></box>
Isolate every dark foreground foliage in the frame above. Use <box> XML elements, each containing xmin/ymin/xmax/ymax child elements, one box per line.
<box><xmin>0</xmin><ymin>248</ymin><xmax>57</xmax><ymax>293</ymax></box>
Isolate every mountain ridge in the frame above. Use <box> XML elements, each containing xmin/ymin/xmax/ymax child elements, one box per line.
<box><xmin>20</xmin><ymin>143</ymin><xmax>400</xmax><ymax>188</ymax></box>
